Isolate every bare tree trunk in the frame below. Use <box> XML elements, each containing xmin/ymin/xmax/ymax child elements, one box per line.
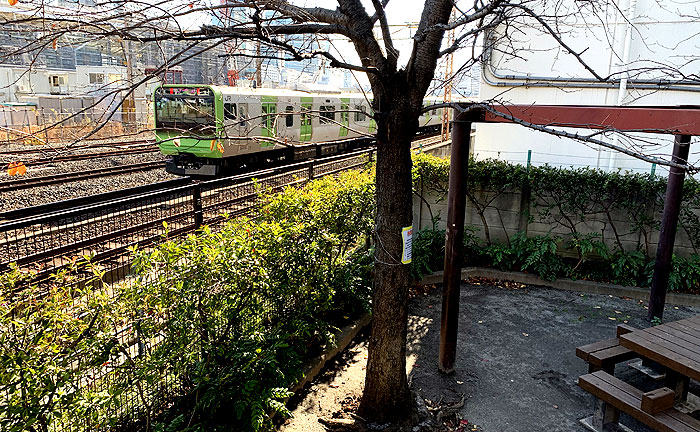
<box><xmin>359</xmin><ymin>92</ymin><xmax>418</xmax><ymax>422</ymax></box>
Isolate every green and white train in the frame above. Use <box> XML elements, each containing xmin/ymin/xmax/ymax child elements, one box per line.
<box><xmin>154</xmin><ymin>84</ymin><xmax>447</xmax><ymax>176</ymax></box>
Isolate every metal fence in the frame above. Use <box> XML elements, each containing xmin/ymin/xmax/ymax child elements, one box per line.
<box><xmin>0</xmin><ymin>149</ymin><xmax>374</xmax><ymax>431</ymax></box>
<box><xmin>0</xmin><ymin>106</ymin><xmax>152</xmax><ymax>145</ymax></box>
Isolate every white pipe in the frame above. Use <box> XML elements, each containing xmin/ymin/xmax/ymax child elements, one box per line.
<box><xmin>608</xmin><ymin>0</ymin><xmax>638</xmax><ymax>172</ymax></box>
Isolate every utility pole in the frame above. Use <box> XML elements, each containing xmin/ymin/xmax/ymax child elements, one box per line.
<box><xmin>121</xmin><ymin>3</ymin><xmax>137</xmax><ymax>132</ymax></box>
<box><xmin>126</xmin><ymin>38</ymin><xmax>136</xmax><ymax>130</ymax></box>
<box><xmin>255</xmin><ymin>40</ymin><xmax>262</xmax><ymax>86</ymax></box>
<box><xmin>441</xmin><ymin>9</ymin><xmax>455</xmax><ymax>142</ymax></box>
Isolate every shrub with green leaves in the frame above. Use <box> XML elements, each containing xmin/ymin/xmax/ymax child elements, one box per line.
<box><xmin>0</xmin><ymin>261</ymin><xmax>123</xmax><ymax>432</ymax></box>
<box><xmin>121</xmin><ymin>169</ymin><xmax>375</xmax><ymax>431</ymax></box>
<box><xmin>482</xmin><ymin>232</ymin><xmax>567</xmax><ymax>281</ymax></box>
<box><xmin>1</xmin><ymin>169</ymin><xmax>375</xmax><ymax>432</ymax></box>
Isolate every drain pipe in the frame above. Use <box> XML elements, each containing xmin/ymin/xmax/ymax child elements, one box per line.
<box><xmin>608</xmin><ymin>0</ymin><xmax>639</xmax><ymax>172</ymax></box>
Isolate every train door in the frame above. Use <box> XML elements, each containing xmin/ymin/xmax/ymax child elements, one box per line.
<box><xmin>300</xmin><ymin>98</ymin><xmax>312</xmax><ymax>142</ymax></box>
<box><xmin>261</xmin><ymin>101</ymin><xmax>276</xmax><ymax>147</ymax></box>
<box><xmin>339</xmin><ymin>99</ymin><xmax>349</xmax><ymax>137</ymax></box>
<box><xmin>223</xmin><ymin>96</ymin><xmax>237</xmax><ymax>141</ymax></box>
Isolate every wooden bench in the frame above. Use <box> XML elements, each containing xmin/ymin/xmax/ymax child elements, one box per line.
<box><xmin>576</xmin><ymin>324</ymin><xmax>638</xmax><ymax>374</ymax></box>
<box><xmin>578</xmin><ymin>370</ymin><xmax>700</xmax><ymax>432</ymax></box>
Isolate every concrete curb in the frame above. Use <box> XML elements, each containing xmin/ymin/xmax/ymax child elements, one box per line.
<box><xmin>290</xmin><ymin>312</ymin><xmax>372</xmax><ymax>393</ymax></box>
<box><xmin>420</xmin><ymin>267</ymin><xmax>700</xmax><ymax>308</ymax></box>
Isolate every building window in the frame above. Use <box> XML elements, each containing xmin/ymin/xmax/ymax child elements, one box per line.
<box><xmin>89</xmin><ymin>73</ymin><xmax>104</xmax><ymax>84</ymax></box>
<box><xmin>224</xmin><ymin>102</ymin><xmax>237</xmax><ymax>120</ymax></box>
<box><xmin>49</xmin><ymin>75</ymin><xmax>65</xmax><ymax>86</ymax></box>
<box><xmin>319</xmin><ymin>105</ymin><xmax>335</xmax><ymax>124</ymax></box>
<box><xmin>285</xmin><ymin>105</ymin><xmax>294</xmax><ymax>127</ymax></box>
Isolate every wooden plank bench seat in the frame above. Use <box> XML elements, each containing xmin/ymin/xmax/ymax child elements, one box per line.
<box><xmin>578</xmin><ymin>370</ymin><xmax>700</xmax><ymax>432</ymax></box>
<box><xmin>576</xmin><ymin>325</ymin><xmax>638</xmax><ymax>374</ymax></box>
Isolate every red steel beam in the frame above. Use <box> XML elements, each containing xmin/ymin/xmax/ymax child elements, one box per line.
<box><xmin>457</xmin><ymin>104</ymin><xmax>700</xmax><ymax>135</ymax></box>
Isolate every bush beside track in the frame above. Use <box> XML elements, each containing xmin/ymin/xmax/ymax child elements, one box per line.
<box><xmin>0</xmin><ymin>169</ymin><xmax>375</xmax><ymax>432</ymax></box>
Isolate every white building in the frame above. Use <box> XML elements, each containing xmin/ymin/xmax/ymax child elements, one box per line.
<box><xmin>475</xmin><ymin>0</ymin><xmax>700</xmax><ymax>174</ymax></box>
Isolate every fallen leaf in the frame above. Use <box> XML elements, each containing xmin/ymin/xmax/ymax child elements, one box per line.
<box><xmin>522</xmin><ymin>332</ymin><xmax>529</xmax><ymax>337</ymax></box>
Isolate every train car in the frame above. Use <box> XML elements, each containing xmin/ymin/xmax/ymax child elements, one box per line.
<box><xmin>154</xmin><ymin>84</ymin><xmax>447</xmax><ymax>176</ymax></box>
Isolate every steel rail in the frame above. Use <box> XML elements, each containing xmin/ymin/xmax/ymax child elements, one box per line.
<box><xmin>0</xmin><ymin>148</ymin><xmax>375</xmax><ymax>232</ymax></box>
<box><xmin>0</xmin><ymin>150</ymin><xmax>375</xmax><ymax>283</ymax></box>
<box><xmin>0</xmin><ymin>161</ymin><xmax>165</xmax><ymax>192</ymax></box>
<box><xmin>17</xmin><ymin>147</ymin><xmax>159</xmax><ymax>167</ymax></box>
<box><xmin>0</xmin><ymin>139</ymin><xmax>154</xmax><ymax>156</ymax></box>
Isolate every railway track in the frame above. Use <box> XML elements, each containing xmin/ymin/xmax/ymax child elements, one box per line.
<box><xmin>0</xmin><ymin>139</ymin><xmax>153</xmax><ymax>156</ymax></box>
<box><xmin>0</xmin><ymin>149</ymin><xmax>375</xmax><ymax>283</ymax></box>
<box><xmin>0</xmin><ymin>178</ymin><xmax>192</xmax><ymax>222</ymax></box>
<box><xmin>411</xmin><ymin>134</ymin><xmax>446</xmax><ymax>151</ymax></box>
<box><xmin>0</xmin><ymin>140</ymin><xmax>156</xmax><ymax>167</ymax></box>
<box><xmin>0</xmin><ymin>160</ymin><xmax>165</xmax><ymax>192</ymax></box>
<box><xmin>0</xmin><ymin>133</ymin><xmax>448</xmax><ymax>279</ymax></box>
<box><xmin>21</xmin><ymin>146</ymin><xmax>157</xmax><ymax>167</ymax></box>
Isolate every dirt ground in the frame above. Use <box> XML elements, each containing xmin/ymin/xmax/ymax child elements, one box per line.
<box><xmin>279</xmin><ymin>278</ymin><xmax>700</xmax><ymax>431</ymax></box>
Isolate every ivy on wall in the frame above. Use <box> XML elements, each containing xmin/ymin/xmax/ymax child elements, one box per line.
<box><xmin>411</xmin><ymin>153</ymin><xmax>700</xmax><ymax>293</ymax></box>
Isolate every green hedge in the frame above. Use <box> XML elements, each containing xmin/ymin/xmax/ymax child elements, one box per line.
<box><xmin>411</xmin><ymin>152</ymin><xmax>700</xmax><ymax>293</ymax></box>
<box><xmin>0</xmin><ymin>169</ymin><xmax>375</xmax><ymax>432</ymax></box>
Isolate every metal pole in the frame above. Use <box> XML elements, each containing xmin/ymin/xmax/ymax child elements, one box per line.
<box><xmin>647</xmin><ymin>134</ymin><xmax>691</xmax><ymax>321</ymax></box>
<box><xmin>193</xmin><ymin>182</ymin><xmax>203</xmax><ymax>230</ymax></box>
<box><xmin>439</xmin><ymin>118</ymin><xmax>471</xmax><ymax>373</ymax></box>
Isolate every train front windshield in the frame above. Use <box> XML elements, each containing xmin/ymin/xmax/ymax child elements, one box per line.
<box><xmin>155</xmin><ymin>87</ymin><xmax>215</xmax><ymax>131</ymax></box>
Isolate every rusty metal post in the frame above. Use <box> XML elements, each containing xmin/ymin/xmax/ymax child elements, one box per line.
<box><xmin>438</xmin><ymin>117</ymin><xmax>471</xmax><ymax>373</ymax></box>
<box><xmin>193</xmin><ymin>182</ymin><xmax>203</xmax><ymax>230</ymax></box>
<box><xmin>648</xmin><ymin>134</ymin><xmax>691</xmax><ymax>321</ymax></box>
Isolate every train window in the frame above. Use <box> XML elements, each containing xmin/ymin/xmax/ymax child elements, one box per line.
<box><xmin>285</xmin><ymin>105</ymin><xmax>294</xmax><ymax>127</ymax></box>
<box><xmin>239</xmin><ymin>104</ymin><xmax>247</xmax><ymax>126</ymax></box>
<box><xmin>354</xmin><ymin>105</ymin><xmax>366</xmax><ymax>122</ymax></box>
<box><xmin>319</xmin><ymin>105</ymin><xmax>335</xmax><ymax>124</ymax></box>
<box><xmin>224</xmin><ymin>103</ymin><xmax>237</xmax><ymax>120</ymax></box>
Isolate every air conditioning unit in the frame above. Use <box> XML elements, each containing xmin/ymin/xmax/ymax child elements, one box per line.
<box><xmin>16</xmin><ymin>84</ymin><xmax>30</xmax><ymax>93</ymax></box>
